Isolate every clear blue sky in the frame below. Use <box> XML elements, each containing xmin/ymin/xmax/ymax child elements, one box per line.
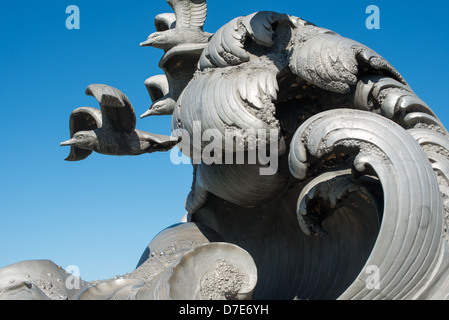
<box><xmin>0</xmin><ymin>0</ymin><xmax>448</xmax><ymax>282</ymax></box>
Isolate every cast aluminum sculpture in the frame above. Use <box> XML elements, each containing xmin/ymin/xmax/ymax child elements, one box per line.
<box><xmin>2</xmin><ymin>0</ymin><xmax>449</xmax><ymax>300</ymax></box>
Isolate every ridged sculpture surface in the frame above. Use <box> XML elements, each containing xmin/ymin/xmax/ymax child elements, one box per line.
<box><xmin>2</xmin><ymin>0</ymin><xmax>449</xmax><ymax>300</ymax></box>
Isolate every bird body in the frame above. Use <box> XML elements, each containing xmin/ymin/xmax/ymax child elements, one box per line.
<box><xmin>61</xmin><ymin>84</ymin><xmax>178</xmax><ymax>161</ymax></box>
<box><xmin>63</xmin><ymin>129</ymin><xmax>175</xmax><ymax>157</ymax></box>
<box><xmin>141</xmin><ymin>28</ymin><xmax>211</xmax><ymax>52</ymax></box>
<box><xmin>140</xmin><ymin>0</ymin><xmax>211</xmax><ymax>118</ymax></box>
<box><xmin>141</xmin><ymin>74</ymin><xmax>176</xmax><ymax>118</ymax></box>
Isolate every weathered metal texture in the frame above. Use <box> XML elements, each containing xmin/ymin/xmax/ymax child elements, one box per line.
<box><xmin>3</xmin><ymin>0</ymin><xmax>449</xmax><ymax>300</ymax></box>
<box><xmin>0</xmin><ymin>260</ymin><xmax>90</xmax><ymax>300</ymax></box>
<box><xmin>289</xmin><ymin>110</ymin><xmax>447</xmax><ymax>299</ymax></box>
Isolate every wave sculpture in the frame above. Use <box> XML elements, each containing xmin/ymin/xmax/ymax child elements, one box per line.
<box><xmin>2</xmin><ymin>0</ymin><xmax>449</xmax><ymax>300</ymax></box>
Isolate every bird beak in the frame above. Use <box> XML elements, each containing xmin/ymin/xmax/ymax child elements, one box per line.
<box><xmin>140</xmin><ymin>37</ymin><xmax>155</xmax><ymax>47</ymax></box>
<box><xmin>140</xmin><ymin>109</ymin><xmax>154</xmax><ymax>119</ymax></box>
<box><xmin>60</xmin><ymin>138</ymin><xmax>76</xmax><ymax>147</ymax></box>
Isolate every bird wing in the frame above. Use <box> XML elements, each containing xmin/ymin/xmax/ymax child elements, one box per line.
<box><xmin>145</xmin><ymin>75</ymin><xmax>170</xmax><ymax>103</ymax></box>
<box><xmin>65</xmin><ymin>107</ymin><xmax>102</xmax><ymax>161</ymax></box>
<box><xmin>288</xmin><ymin>23</ymin><xmax>407</xmax><ymax>94</ymax></box>
<box><xmin>167</xmin><ymin>0</ymin><xmax>207</xmax><ymax>29</ymax></box>
<box><xmin>85</xmin><ymin>84</ymin><xmax>136</xmax><ymax>133</ymax></box>
<box><xmin>154</xmin><ymin>13</ymin><xmax>176</xmax><ymax>31</ymax></box>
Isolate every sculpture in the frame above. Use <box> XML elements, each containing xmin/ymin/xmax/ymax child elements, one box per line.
<box><xmin>2</xmin><ymin>0</ymin><xmax>449</xmax><ymax>300</ymax></box>
<box><xmin>60</xmin><ymin>84</ymin><xmax>179</xmax><ymax>161</ymax></box>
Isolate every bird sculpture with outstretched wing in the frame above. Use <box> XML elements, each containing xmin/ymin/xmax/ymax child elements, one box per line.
<box><xmin>140</xmin><ymin>0</ymin><xmax>212</xmax><ymax>118</ymax></box>
<box><xmin>140</xmin><ymin>0</ymin><xmax>210</xmax><ymax>51</ymax></box>
<box><xmin>61</xmin><ymin>84</ymin><xmax>179</xmax><ymax>161</ymax></box>
<box><xmin>167</xmin><ymin>0</ymin><xmax>208</xmax><ymax>29</ymax></box>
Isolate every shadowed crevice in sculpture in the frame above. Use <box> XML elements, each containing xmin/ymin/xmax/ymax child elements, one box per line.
<box><xmin>190</xmin><ymin>175</ymin><xmax>382</xmax><ymax>300</ymax></box>
<box><xmin>289</xmin><ymin>109</ymin><xmax>445</xmax><ymax>299</ymax></box>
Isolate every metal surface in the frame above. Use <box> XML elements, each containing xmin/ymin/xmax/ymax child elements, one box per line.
<box><xmin>2</xmin><ymin>0</ymin><xmax>449</xmax><ymax>300</ymax></box>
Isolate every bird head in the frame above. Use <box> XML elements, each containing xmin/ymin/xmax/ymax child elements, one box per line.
<box><xmin>140</xmin><ymin>31</ymin><xmax>171</xmax><ymax>50</ymax></box>
<box><xmin>60</xmin><ymin>131</ymin><xmax>98</xmax><ymax>151</ymax></box>
<box><xmin>141</xmin><ymin>98</ymin><xmax>176</xmax><ymax>118</ymax></box>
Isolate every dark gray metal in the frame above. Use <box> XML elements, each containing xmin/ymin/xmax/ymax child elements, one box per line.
<box><xmin>140</xmin><ymin>0</ymin><xmax>211</xmax><ymax>52</ymax></box>
<box><xmin>3</xmin><ymin>0</ymin><xmax>449</xmax><ymax>300</ymax></box>
<box><xmin>139</xmin><ymin>0</ymin><xmax>213</xmax><ymax>118</ymax></box>
<box><xmin>60</xmin><ymin>84</ymin><xmax>179</xmax><ymax>161</ymax></box>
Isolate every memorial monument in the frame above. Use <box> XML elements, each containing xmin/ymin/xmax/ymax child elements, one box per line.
<box><xmin>1</xmin><ymin>0</ymin><xmax>449</xmax><ymax>300</ymax></box>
